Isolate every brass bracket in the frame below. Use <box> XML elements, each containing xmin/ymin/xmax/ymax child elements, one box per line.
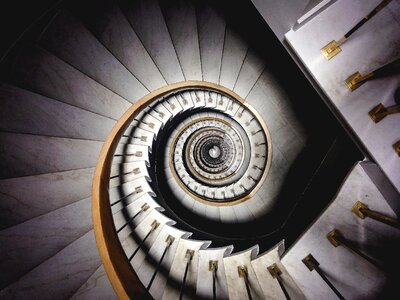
<box><xmin>302</xmin><ymin>254</ymin><xmax>319</xmax><ymax>271</ymax></box>
<box><xmin>352</xmin><ymin>201</ymin><xmax>368</xmax><ymax>219</ymax></box>
<box><xmin>393</xmin><ymin>140</ymin><xmax>400</xmax><ymax>157</ymax></box>
<box><xmin>267</xmin><ymin>263</ymin><xmax>282</xmax><ymax>279</ymax></box>
<box><xmin>344</xmin><ymin>72</ymin><xmax>364</xmax><ymax>91</ymax></box>
<box><xmin>368</xmin><ymin>103</ymin><xmax>386</xmax><ymax>123</ymax></box>
<box><xmin>134</xmin><ymin>186</ymin><xmax>143</xmax><ymax>194</ymax></box>
<box><xmin>369</xmin><ymin>103</ymin><xmax>400</xmax><ymax>123</ymax></box>
<box><xmin>209</xmin><ymin>260</ymin><xmax>218</xmax><ymax>271</ymax></box>
<box><xmin>321</xmin><ymin>40</ymin><xmax>342</xmax><ymax>60</ymax></box>
<box><xmin>141</xmin><ymin>203</ymin><xmax>150</xmax><ymax>212</ymax></box>
<box><xmin>185</xmin><ymin>249</ymin><xmax>195</xmax><ymax>260</ymax></box>
<box><xmin>165</xmin><ymin>235</ymin><xmax>175</xmax><ymax>246</ymax></box>
<box><xmin>238</xmin><ymin>265</ymin><xmax>248</xmax><ymax>278</ymax></box>
<box><xmin>150</xmin><ymin>220</ymin><xmax>160</xmax><ymax>230</ymax></box>
<box><xmin>327</xmin><ymin>229</ymin><xmax>342</xmax><ymax>247</ymax></box>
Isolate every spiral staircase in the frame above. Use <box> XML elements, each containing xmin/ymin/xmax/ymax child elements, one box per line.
<box><xmin>1</xmin><ymin>0</ymin><xmax>399</xmax><ymax>299</ymax></box>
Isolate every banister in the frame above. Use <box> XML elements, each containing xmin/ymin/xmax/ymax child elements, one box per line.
<box><xmin>92</xmin><ymin>81</ymin><xmax>251</xmax><ymax>298</ymax></box>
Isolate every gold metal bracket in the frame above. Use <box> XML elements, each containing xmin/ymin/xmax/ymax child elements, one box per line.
<box><xmin>352</xmin><ymin>201</ymin><xmax>400</xmax><ymax>228</ymax></box>
<box><xmin>150</xmin><ymin>220</ymin><xmax>160</xmax><ymax>230</ymax></box>
<box><xmin>368</xmin><ymin>103</ymin><xmax>400</xmax><ymax>123</ymax></box>
<box><xmin>345</xmin><ymin>72</ymin><xmax>374</xmax><ymax>91</ymax></box>
<box><xmin>267</xmin><ymin>263</ymin><xmax>282</xmax><ymax>279</ymax></box>
<box><xmin>185</xmin><ymin>249</ymin><xmax>195</xmax><ymax>260</ymax></box>
<box><xmin>351</xmin><ymin>201</ymin><xmax>368</xmax><ymax>219</ymax></box>
<box><xmin>141</xmin><ymin>203</ymin><xmax>150</xmax><ymax>212</ymax></box>
<box><xmin>321</xmin><ymin>40</ymin><xmax>342</xmax><ymax>60</ymax></box>
<box><xmin>165</xmin><ymin>235</ymin><xmax>175</xmax><ymax>246</ymax></box>
<box><xmin>393</xmin><ymin>141</ymin><xmax>400</xmax><ymax>157</ymax></box>
<box><xmin>134</xmin><ymin>186</ymin><xmax>143</xmax><ymax>194</ymax></box>
<box><xmin>209</xmin><ymin>260</ymin><xmax>218</xmax><ymax>271</ymax></box>
<box><xmin>238</xmin><ymin>265</ymin><xmax>248</xmax><ymax>278</ymax></box>
<box><xmin>327</xmin><ymin>229</ymin><xmax>342</xmax><ymax>247</ymax></box>
<box><xmin>302</xmin><ymin>254</ymin><xmax>319</xmax><ymax>271</ymax></box>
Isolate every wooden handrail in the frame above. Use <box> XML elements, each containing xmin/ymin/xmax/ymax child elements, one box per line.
<box><xmin>92</xmin><ymin>81</ymin><xmax>256</xmax><ymax>299</ymax></box>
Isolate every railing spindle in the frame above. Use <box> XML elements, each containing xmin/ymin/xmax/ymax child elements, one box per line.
<box><xmin>302</xmin><ymin>254</ymin><xmax>345</xmax><ymax>300</ymax></box>
<box><xmin>209</xmin><ymin>260</ymin><xmax>218</xmax><ymax>300</ymax></box>
<box><xmin>129</xmin><ymin>220</ymin><xmax>159</xmax><ymax>260</ymax></box>
<box><xmin>352</xmin><ymin>201</ymin><xmax>400</xmax><ymax>229</ymax></box>
<box><xmin>238</xmin><ymin>265</ymin><xmax>253</xmax><ymax>300</ymax></box>
<box><xmin>179</xmin><ymin>249</ymin><xmax>195</xmax><ymax>300</ymax></box>
<box><xmin>267</xmin><ymin>263</ymin><xmax>291</xmax><ymax>300</ymax></box>
<box><xmin>147</xmin><ymin>235</ymin><xmax>175</xmax><ymax>291</ymax></box>
<box><xmin>327</xmin><ymin>229</ymin><xmax>381</xmax><ymax>270</ymax></box>
<box><xmin>321</xmin><ymin>0</ymin><xmax>392</xmax><ymax>59</ymax></box>
<box><xmin>117</xmin><ymin>203</ymin><xmax>150</xmax><ymax>233</ymax></box>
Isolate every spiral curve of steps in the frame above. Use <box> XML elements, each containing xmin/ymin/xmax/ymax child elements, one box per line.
<box><xmin>1</xmin><ymin>0</ymin><xmax>399</xmax><ymax>299</ymax></box>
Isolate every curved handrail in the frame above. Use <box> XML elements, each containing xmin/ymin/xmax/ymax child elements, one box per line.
<box><xmin>92</xmin><ymin>81</ymin><xmax>265</xmax><ymax>298</ymax></box>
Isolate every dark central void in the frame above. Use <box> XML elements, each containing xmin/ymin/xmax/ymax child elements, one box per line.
<box><xmin>145</xmin><ymin>0</ymin><xmax>363</xmax><ymax>253</ymax></box>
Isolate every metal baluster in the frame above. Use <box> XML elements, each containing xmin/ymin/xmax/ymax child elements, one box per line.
<box><xmin>352</xmin><ymin>201</ymin><xmax>400</xmax><ymax>229</ymax></box>
<box><xmin>147</xmin><ymin>235</ymin><xmax>175</xmax><ymax>291</ymax></box>
<box><xmin>117</xmin><ymin>203</ymin><xmax>150</xmax><ymax>233</ymax></box>
<box><xmin>209</xmin><ymin>260</ymin><xmax>218</xmax><ymax>300</ymax></box>
<box><xmin>321</xmin><ymin>0</ymin><xmax>392</xmax><ymax>59</ymax></box>
<box><xmin>128</xmin><ymin>220</ymin><xmax>159</xmax><ymax>260</ymax></box>
<box><xmin>327</xmin><ymin>229</ymin><xmax>381</xmax><ymax>270</ymax></box>
<box><xmin>238</xmin><ymin>265</ymin><xmax>253</xmax><ymax>300</ymax></box>
<box><xmin>267</xmin><ymin>263</ymin><xmax>291</xmax><ymax>300</ymax></box>
<box><xmin>179</xmin><ymin>249</ymin><xmax>194</xmax><ymax>300</ymax></box>
<box><xmin>302</xmin><ymin>254</ymin><xmax>345</xmax><ymax>300</ymax></box>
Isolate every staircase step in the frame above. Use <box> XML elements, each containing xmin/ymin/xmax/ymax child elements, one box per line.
<box><xmin>109</xmin><ymin>161</ymin><xmax>150</xmax><ymax>188</ymax></box>
<box><xmin>76</xmin><ymin>0</ymin><xmax>166</xmax><ymax>91</ymax></box>
<box><xmin>196</xmin><ymin>246</ymin><xmax>233</xmax><ymax>300</ymax></box>
<box><xmin>139</xmin><ymin>225</ymin><xmax>192</xmax><ymax>300</ymax></box>
<box><xmin>233</xmin><ymin>49</ymin><xmax>265</xmax><ymax>98</ymax></box>
<box><xmin>121</xmin><ymin>210</ymin><xmax>176</xmax><ymax>270</ymax></box>
<box><xmin>0</xmin><ymin>230</ymin><xmax>100</xmax><ymax>300</ymax></box>
<box><xmin>0</xmin><ymin>132</ymin><xmax>102</xmax><ymax>179</ymax></box>
<box><xmin>219</xmin><ymin>27</ymin><xmax>248</xmax><ymax>89</ymax></box>
<box><xmin>0</xmin><ymin>168</ymin><xmax>94</xmax><ymax>229</ymax></box>
<box><xmin>196</xmin><ymin>3</ymin><xmax>226</xmax><ymax>83</ymax></box>
<box><xmin>282</xmin><ymin>162</ymin><xmax>400</xmax><ymax>299</ymax></box>
<box><xmin>71</xmin><ymin>265</ymin><xmax>117</xmax><ymax>300</ymax></box>
<box><xmin>12</xmin><ymin>45</ymin><xmax>131</xmax><ymax>120</ymax></box>
<box><xmin>39</xmin><ymin>12</ymin><xmax>148</xmax><ymax>102</ymax></box>
<box><xmin>113</xmin><ymin>144</ymin><xmax>150</xmax><ymax>164</ymax></box>
<box><xmin>109</xmin><ymin>177</ymin><xmax>156</xmax><ymax>206</ymax></box>
<box><xmin>251</xmin><ymin>241</ymin><xmax>306</xmax><ymax>299</ymax></box>
<box><xmin>160</xmin><ymin>0</ymin><xmax>202</xmax><ymax>81</ymax></box>
<box><xmin>122</xmin><ymin>0</ymin><xmax>185</xmax><ymax>84</ymax></box>
<box><xmin>223</xmin><ymin>246</ymin><xmax>264</xmax><ymax>300</ymax></box>
<box><xmin>0</xmin><ymin>83</ymin><xmax>115</xmax><ymax>140</ymax></box>
<box><xmin>113</xmin><ymin>193</ymin><xmax>162</xmax><ymax>231</ymax></box>
<box><xmin>162</xmin><ymin>239</ymin><xmax>211</xmax><ymax>300</ymax></box>
<box><xmin>0</xmin><ymin>197</ymin><xmax>92</xmax><ymax>289</ymax></box>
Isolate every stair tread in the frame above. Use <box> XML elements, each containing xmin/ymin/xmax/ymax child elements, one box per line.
<box><xmin>71</xmin><ymin>265</ymin><xmax>117</xmax><ymax>300</ymax></box>
<box><xmin>0</xmin><ymin>230</ymin><xmax>100</xmax><ymax>300</ymax></box>
<box><xmin>0</xmin><ymin>83</ymin><xmax>115</xmax><ymax>141</ymax></box>
<box><xmin>122</xmin><ymin>0</ymin><xmax>185</xmax><ymax>84</ymax></box>
<box><xmin>160</xmin><ymin>0</ymin><xmax>202</xmax><ymax>81</ymax></box>
<box><xmin>196</xmin><ymin>3</ymin><xmax>226</xmax><ymax>83</ymax></box>
<box><xmin>0</xmin><ymin>132</ymin><xmax>102</xmax><ymax>179</ymax></box>
<box><xmin>0</xmin><ymin>168</ymin><xmax>94</xmax><ymax>229</ymax></box>
<box><xmin>39</xmin><ymin>11</ymin><xmax>148</xmax><ymax>102</ymax></box>
<box><xmin>0</xmin><ymin>197</ymin><xmax>92</xmax><ymax>289</ymax></box>
<box><xmin>78</xmin><ymin>1</ymin><xmax>166</xmax><ymax>91</ymax></box>
<box><xmin>219</xmin><ymin>26</ymin><xmax>249</xmax><ymax>89</ymax></box>
<box><xmin>12</xmin><ymin>45</ymin><xmax>131</xmax><ymax>120</ymax></box>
